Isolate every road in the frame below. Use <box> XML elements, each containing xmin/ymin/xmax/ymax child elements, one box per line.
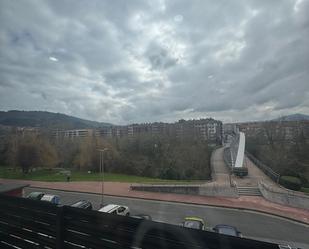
<box><xmin>25</xmin><ymin>187</ymin><xmax>309</xmax><ymax>248</ymax></box>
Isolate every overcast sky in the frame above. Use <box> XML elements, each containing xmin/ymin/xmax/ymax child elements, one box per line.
<box><xmin>0</xmin><ymin>0</ymin><xmax>309</xmax><ymax>124</ymax></box>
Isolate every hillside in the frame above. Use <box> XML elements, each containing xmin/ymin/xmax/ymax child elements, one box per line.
<box><xmin>0</xmin><ymin>110</ymin><xmax>112</xmax><ymax>129</ymax></box>
<box><xmin>273</xmin><ymin>113</ymin><xmax>309</xmax><ymax>122</ymax></box>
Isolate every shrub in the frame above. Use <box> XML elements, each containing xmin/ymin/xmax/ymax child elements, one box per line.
<box><xmin>279</xmin><ymin>176</ymin><xmax>302</xmax><ymax>191</ymax></box>
<box><xmin>302</xmin><ymin>182</ymin><xmax>309</xmax><ymax>188</ymax></box>
<box><xmin>297</xmin><ymin>173</ymin><xmax>308</xmax><ymax>185</ymax></box>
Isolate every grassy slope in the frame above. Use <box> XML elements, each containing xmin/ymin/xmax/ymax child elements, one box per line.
<box><xmin>0</xmin><ymin>167</ymin><xmax>201</xmax><ymax>184</ymax></box>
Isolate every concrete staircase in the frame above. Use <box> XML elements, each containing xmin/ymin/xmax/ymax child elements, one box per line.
<box><xmin>237</xmin><ymin>186</ymin><xmax>262</xmax><ymax>196</ymax></box>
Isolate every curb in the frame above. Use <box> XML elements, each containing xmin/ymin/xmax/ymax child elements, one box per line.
<box><xmin>27</xmin><ymin>185</ymin><xmax>309</xmax><ymax>226</ymax></box>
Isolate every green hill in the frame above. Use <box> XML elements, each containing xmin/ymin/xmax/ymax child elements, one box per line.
<box><xmin>0</xmin><ymin>110</ymin><xmax>112</xmax><ymax>129</ymax></box>
<box><xmin>272</xmin><ymin>113</ymin><xmax>309</xmax><ymax>122</ymax></box>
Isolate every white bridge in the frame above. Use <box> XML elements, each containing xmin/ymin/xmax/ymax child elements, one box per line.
<box><xmin>224</xmin><ymin>132</ymin><xmax>248</xmax><ymax>176</ymax></box>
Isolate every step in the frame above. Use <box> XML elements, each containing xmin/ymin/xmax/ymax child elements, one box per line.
<box><xmin>237</xmin><ymin>187</ymin><xmax>262</xmax><ymax>196</ymax></box>
<box><xmin>238</xmin><ymin>189</ymin><xmax>260</xmax><ymax>193</ymax></box>
<box><xmin>238</xmin><ymin>192</ymin><xmax>261</xmax><ymax>196</ymax></box>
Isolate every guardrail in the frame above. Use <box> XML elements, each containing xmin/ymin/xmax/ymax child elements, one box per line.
<box><xmin>0</xmin><ymin>194</ymin><xmax>279</xmax><ymax>249</ymax></box>
<box><xmin>245</xmin><ymin>151</ymin><xmax>280</xmax><ymax>183</ymax></box>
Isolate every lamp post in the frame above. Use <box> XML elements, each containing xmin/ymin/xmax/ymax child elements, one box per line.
<box><xmin>97</xmin><ymin>148</ymin><xmax>108</xmax><ymax>208</ymax></box>
<box><xmin>229</xmin><ymin>143</ymin><xmax>234</xmax><ymax>187</ymax></box>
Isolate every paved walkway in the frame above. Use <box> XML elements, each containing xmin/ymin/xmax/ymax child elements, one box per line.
<box><xmin>210</xmin><ymin>147</ymin><xmax>270</xmax><ymax>188</ymax></box>
<box><xmin>210</xmin><ymin>147</ymin><xmax>230</xmax><ymax>184</ymax></box>
<box><xmin>231</xmin><ymin>155</ymin><xmax>274</xmax><ymax>187</ymax></box>
<box><xmin>1</xmin><ymin>178</ymin><xmax>309</xmax><ymax>224</ymax></box>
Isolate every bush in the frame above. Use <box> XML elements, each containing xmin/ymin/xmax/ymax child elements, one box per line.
<box><xmin>297</xmin><ymin>174</ymin><xmax>308</xmax><ymax>185</ymax></box>
<box><xmin>302</xmin><ymin>182</ymin><xmax>309</xmax><ymax>188</ymax></box>
<box><xmin>279</xmin><ymin>176</ymin><xmax>302</xmax><ymax>191</ymax></box>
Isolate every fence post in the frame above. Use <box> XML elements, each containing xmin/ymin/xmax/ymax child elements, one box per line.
<box><xmin>56</xmin><ymin>206</ymin><xmax>65</xmax><ymax>249</ymax></box>
<box><xmin>276</xmin><ymin>174</ymin><xmax>280</xmax><ymax>184</ymax></box>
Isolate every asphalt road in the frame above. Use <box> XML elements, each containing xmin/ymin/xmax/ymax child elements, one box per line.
<box><xmin>25</xmin><ymin>187</ymin><xmax>309</xmax><ymax>248</ymax></box>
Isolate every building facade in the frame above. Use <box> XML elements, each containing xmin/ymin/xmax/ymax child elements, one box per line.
<box><xmin>50</xmin><ymin>118</ymin><xmax>223</xmax><ymax>144</ymax></box>
<box><xmin>236</xmin><ymin>120</ymin><xmax>309</xmax><ymax>141</ymax></box>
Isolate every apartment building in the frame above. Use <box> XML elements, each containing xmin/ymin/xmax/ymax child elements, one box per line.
<box><xmin>174</xmin><ymin>118</ymin><xmax>222</xmax><ymax>143</ymax></box>
<box><xmin>237</xmin><ymin>120</ymin><xmax>309</xmax><ymax>141</ymax></box>
<box><xmin>51</xmin><ymin>118</ymin><xmax>223</xmax><ymax>144</ymax></box>
<box><xmin>52</xmin><ymin>129</ymin><xmax>94</xmax><ymax>139</ymax></box>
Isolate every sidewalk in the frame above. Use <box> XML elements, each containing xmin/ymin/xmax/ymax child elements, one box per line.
<box><xmin>1</xmin><ymin>178</ymin><xmax>309</xmax><ymax>224</ymax></box>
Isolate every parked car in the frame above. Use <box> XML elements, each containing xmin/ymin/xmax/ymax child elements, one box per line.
<box><xmin>98</xmin><ymin>204</ymin><xmax>130</xmax><ymax>216</ymax></box>
<box><xmin>71</xmin><ymin>200</ymin><xmax>93</xmax><ymax>210</ymax></box>
<box><xmin>40</xmin><ymin>194</ymin><xmax>60</xmax><ymax>205</ymax></box>
<box><xmin>180</xmin><ymin>217</ymin><xmax>206</xmax><ymax>230</ymax></box>
<box><xmin>213</xmin><ymin>224</ymin><xmax>242</xmax><ymax>237</ymax></box>
<box><xmin>130</xmin><ymin>214</ymin><xmax>152</xmax><ymax>220</ymax></box>
<box><xmin>27</xmin><ymin>192</ymin><xmax>45</xmax><ymax>200</ymax></box>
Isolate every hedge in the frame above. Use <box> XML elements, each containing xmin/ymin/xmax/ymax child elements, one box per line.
<box><xmin>279</xmin><ymin>176</ymin><xmax>302</xmax><ymax>191</ymax></box>
<box><xmin>302</xmin><ymin>182</ymin><xmax>309</xmax><ymax>188</ymax></box>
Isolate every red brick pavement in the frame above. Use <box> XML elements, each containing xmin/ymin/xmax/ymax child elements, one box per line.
<box><xmin>1</xmin><ymin>179</ymin><xmax>309</xmax><ymax>224</ymax></box>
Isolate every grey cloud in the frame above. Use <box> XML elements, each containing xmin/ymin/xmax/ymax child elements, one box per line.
<box><xmin>0</xmin><ymin>0</ymin><xmax>309</xmax><ymax>124</ymax></box>
<box><xmin>145</xmin><ymin>42</ymin><xmax>178</xmax><ymax>70</ymax></box>
<box><xmin>104</xmin><ymin>70</ymin><xmax>138</xmax><ymax>88</ymax></box>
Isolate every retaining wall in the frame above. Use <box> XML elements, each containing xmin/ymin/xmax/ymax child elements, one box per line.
<box><xmin>199</xmin><ymin>184</ymin><xmax>238</xmax><ymax>197</ymax></box>
<box><xmin>130</xmin><ymin>184</ymin><xmax>238</xmax><ymax>198</ymax></box>
<box><xmin>130</xmin><ymin>185</ymin><xmax>200</xmax><ymax>195</ymax></box>
<box><xmin>258</xmin><ymin>181</ymin><xmax>309</xmax><ymax>210</ymax></box>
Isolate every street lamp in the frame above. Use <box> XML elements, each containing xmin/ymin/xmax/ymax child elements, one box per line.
<box><xmin>97</xmin><ymin>148</ymin><xmax>108</xmax><ymax>208</ymax></box>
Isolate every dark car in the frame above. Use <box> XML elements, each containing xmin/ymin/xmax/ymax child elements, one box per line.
<box><xmin>71</xmin><ymin>200</ymin><xmax>93</xmax><ymax>210</ymax></box>
<box><xmin>213</xmin><ymin>224</ymin><xmax>242</xmax><ymax>237</ymax></box>
<box><xmin>27</xmin><ymin>192</ymin><xmax>45</xmax><ymax>200</ymax></box>
<box><xmin>130</xmin><ymin>214</ymin><xmax>152</xmax><ymax>220</ymax></box>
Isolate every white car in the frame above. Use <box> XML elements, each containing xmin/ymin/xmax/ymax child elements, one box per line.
<box><xmin>40</xmin><ymin>194</ymin><xmax>60</xmax><ymax>205</ymax></box>
<box><xmin>98</xmin><ymin>204</ymin><xmax>130</xmax><ymax>216</ymax></box>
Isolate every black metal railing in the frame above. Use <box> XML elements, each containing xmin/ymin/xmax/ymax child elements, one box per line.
<box><xmin>0</xmin><ymin>194</ymin><xmax>279</xmax><ymax>249</ymax></box>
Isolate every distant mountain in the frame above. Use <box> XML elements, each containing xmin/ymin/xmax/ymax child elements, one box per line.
<box><xmin>0</xmin><ymin>110</ymin><xmax>112</xmax><ymax>129</ymax></box>
<box><xmin>272</xmin><ymin>113</ymin><xmax>309</xmax><ymax>122</ymax></box>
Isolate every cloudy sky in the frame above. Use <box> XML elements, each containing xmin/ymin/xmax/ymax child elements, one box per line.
<box><xmin>0</xmin><ymin>0</ymin><xmax>309</xmax><ymax>124</ymax></box>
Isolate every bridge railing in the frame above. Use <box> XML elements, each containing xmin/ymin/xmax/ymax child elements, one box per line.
<box><xmin>0</xmin><ymin>194</ymin><xmax>279</xmax><ymax>249</ymax></box>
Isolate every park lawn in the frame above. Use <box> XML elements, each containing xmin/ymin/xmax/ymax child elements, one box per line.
<box><xmin>0</xmin><ymin>167</ymin><xmax>204</xmax><ymax>184</ymax></box>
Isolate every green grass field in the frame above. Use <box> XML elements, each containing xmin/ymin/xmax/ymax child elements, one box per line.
<box><xmin>0</xmin><ymin>167</ymin><xmax>204</xmax><ymax>184</ymax></box>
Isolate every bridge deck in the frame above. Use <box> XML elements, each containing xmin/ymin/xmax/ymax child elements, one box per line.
<box><xmin>232</xmin><ymin>156</ymin><xmax>276</xmax><ymax>187</ymax></box>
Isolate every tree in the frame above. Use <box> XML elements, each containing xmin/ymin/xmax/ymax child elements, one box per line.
<box><xmin>17</xmin><ymin>142</ymin><xmax>39</xmax><ymax>174</ymax></box>
<box><xmin>246</xmin><ymin>121</ymin><xmax>309</xmax><ymax>183</ymax></box>
<box><xmin>38</xmin><ymin>138</ymin><xmax>59</xmax><ymax>168</ymax></box>
<box><xmin>5</xmin><ymin>137</ymin><xmax>17</xmax><ymax>168</ymax></box>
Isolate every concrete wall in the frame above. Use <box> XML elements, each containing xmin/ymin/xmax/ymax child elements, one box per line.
<box><xmin>258</xmin><ymin>181</ymin><xmax>309</xmax><ymax>210</ymax></box>
<box><xmin>130</xmin><ymin>184</ymin><xmax>238</xmax><ymax>198</ymax></box>
<box><xmin>130</xmin><ymin>185</ymin><xmax>200</xmax><ymax>195</ymax></box>
<box><xmin>199</xmin><ymin>184</ymin><xmax>238</xmax><ymax>197</ymax></box>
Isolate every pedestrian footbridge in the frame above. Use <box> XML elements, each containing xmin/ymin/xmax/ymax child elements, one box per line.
<box><xmin>223</xmin><ymin>131</ymin><xmax>248</xmax><ymax>176</ymax></box>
